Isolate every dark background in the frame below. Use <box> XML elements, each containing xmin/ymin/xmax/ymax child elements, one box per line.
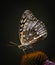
<box><xmin>0</xmin><ymin>1</ymin><xmax>55</xmax><ymax>65</ymax></box>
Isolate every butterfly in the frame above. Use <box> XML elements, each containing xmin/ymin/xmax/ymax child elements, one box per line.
<box><xmin>18</xmin><ymin>10</ymin><xmax>47</xmax><ymax>49</ymax></box>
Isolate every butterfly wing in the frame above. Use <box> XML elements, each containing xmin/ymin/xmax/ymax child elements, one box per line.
<box><xmin>19</xmin><ymin>10</ymin><xmax>47</xmax><ymax>46</ymax></box>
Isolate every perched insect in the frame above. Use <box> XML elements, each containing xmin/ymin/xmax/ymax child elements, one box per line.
<box><xmin>10</xmin><ymin>10</ymin><xmax>47</xmax><ymax>52</ymax></box>
<box><xmin>18</xmin><ymin>10</ymin><xmax>47</xmax><ymax>49</ymax></box>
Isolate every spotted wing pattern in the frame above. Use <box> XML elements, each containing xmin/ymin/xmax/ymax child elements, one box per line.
<box><xmin>19</xmin><ymin>10</ymin><xmax>47</xmax><ymax>45</ymax></box>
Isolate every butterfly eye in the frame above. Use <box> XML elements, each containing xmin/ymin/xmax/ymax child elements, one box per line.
<box><xmin>19</xmin><ymin>10</ymin><xmax>47</xmax><ymax>46</ymax></box>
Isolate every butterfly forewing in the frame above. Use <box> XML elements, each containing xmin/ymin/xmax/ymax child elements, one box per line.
<box><xmin>19</xmin><ymin>10</ymin><xmax>47</xmax><ymax>45</ymax></box>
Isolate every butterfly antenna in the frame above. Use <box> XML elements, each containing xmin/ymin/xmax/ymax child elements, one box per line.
<box><xmin>8</xmin><ymin>41</ymin><xmax>18</xmax><ymax>46</ymax></box>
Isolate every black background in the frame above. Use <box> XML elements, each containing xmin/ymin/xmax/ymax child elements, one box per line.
<box><xmin>0</xmin><ymin>1</ymin><xmax>55</xmax><ymax>65</ymax></box>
